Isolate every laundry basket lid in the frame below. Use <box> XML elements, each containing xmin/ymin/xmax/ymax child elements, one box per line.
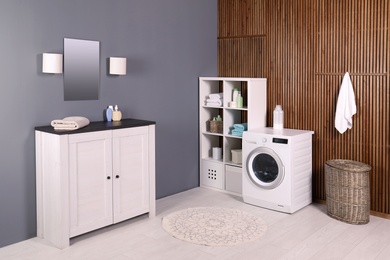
<box><xmin>326</xmin><ymin>159</ymin><xmax>371</xmax><ymax>172</ymax></box>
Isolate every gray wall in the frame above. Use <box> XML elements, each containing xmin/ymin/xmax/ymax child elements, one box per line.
<box><xmin>0</xmin><ymin>0</ymin><xmax>217</xmax><ymax>248</ymax></box>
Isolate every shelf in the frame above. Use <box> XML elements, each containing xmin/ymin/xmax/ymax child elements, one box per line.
<box><xmin>224</xmin><ymin>107</ymin><xmax>248</xmax><ymax>111</ymax></box>
<box><xmin>225</xmin><ymin>134</ymin><xmax>243</xmax><ymax>139</ymax></box>
<box><xmin>199</xmin><ymin>77</ymin><xmax>267</xmax><ymax>194</ymax></box>
<box><xmin>202</xmin><ymin>157</ymin><xmax>223</xmax><ymax>163</ymax></box>
<box><xmin>225</xmin><ymin>161</ymin><xmax>243</xmax><ymax>167</ymax></box>
<box><xmin>203</xmin><ymin>105</ymin><xmax>248</xmax><ymax>111</ymax></box>
<box><xmin>202</xmin><ymin>131</ymin><xmax>223</xmax><ymax>137</ymax></box>
<box><xmin>202</xmin><ymin>105</ymin><xmax>223</xmax><ymax>109</ymax></box>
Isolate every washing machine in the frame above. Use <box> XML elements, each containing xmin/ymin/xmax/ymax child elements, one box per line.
<box><xmin>242</xmin><ymin>127</ymin><xmax>314</xmax><ymax>213</ymax></box>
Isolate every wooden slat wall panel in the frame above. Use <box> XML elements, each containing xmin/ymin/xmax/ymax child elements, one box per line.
<box><xmin>316</xmin><ymin>0</ymin><xmax>389</xmax><ymax>215</ymax></box>
<box><xmin>218</xmin><ymin>0</ymin><xmax>266</xmax><ymax>38</ymax></box>
<box><xmin>218</xmin><ymin>0</ymin><xmax>390</xmax><ymax>217</ymax></box>
<box><xmin>218</xmin><ymin>37</ymin><xmax>265</xmax><ymax>77</ymax></box>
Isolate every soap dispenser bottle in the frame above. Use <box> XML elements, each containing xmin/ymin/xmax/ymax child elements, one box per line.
<box><xmin>273</xmin><ymin>105</ymin><xmax>284</xmax><ymax>130</ymax></box>
<box><xmin>106</xmin><ymin>105</ymin><xmax>113</xmax><ymax>122</ymax></box>
<box><xmin>112</xmin><ymin>105</ymin><xmax>122</xmax><ymax>121</ymax></box>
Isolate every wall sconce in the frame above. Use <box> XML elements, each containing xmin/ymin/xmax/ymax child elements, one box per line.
<box><xmin>109</xmin><ymin>57</ymin><xmax>127</xmax><ymax>75</ymax></box>
<box><xmin>42</xmin><ymin>53</ymin><xmax>63</xmax><ymax>74</ymax></box>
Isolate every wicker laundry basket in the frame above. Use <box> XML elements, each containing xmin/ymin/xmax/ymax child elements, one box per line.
<box><xmin>325</xmin><ymin>159</ymin><xmax>371</xmax><ymax>224</ymax></box>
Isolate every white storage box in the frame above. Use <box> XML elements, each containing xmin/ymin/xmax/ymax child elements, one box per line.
<box><xmin>231</xmin><ymin>149</ymin><xmax>242</xmax><ymax>164</ymax></box>
<box><xmin>225</xmin><ymin>165</ymin><xmax>242</xmax><ymax>194</ymax></box>
<box><xmin>201</xmin><ymin>160</ymin><xmax>224</xmax><ymax>190</ymax></box>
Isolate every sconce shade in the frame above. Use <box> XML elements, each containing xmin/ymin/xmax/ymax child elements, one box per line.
<box><xmin>42</xmin><ymin>53</ymin><xmax>63</xmax><ymax>74</ymax></box>
<box><xmin>109</xmin><ymin>57</ymin><xmax>127</xmax><ymax>75</ymax></box>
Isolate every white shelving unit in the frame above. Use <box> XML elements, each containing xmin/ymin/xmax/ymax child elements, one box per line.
<box><xmin>199</xmin><ymin>77</ymin><xmax>267</xmax><ymax>195</ymax></box>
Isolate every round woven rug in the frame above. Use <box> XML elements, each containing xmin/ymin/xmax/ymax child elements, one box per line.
<box><xmin>162</xmin><ymin>207</ymin><xmax>267</xmax><ymax>246</ymax></box>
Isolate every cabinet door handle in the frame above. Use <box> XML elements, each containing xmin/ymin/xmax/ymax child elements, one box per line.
<box><xmin>116</xmin><ymin>175</ymin><xmax>120</xmax><ymax>179</ymax></box>
<box><xmin>107</xmin><ymin>176</ymin><xmax>111</xmax><ymax>180</ymax></box>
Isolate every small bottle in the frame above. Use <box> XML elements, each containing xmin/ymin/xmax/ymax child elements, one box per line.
<box><xmin>236</xmin><ymin>92</ymin><xmax>243</xmax><ymax>108</ymax></box>
<box><xmin>112</xmin><ymin>105</ymin><xmax>122</xmax><ymax>121</ymax></box>
<box><xmin>273</xmin><ymin>105</ymin><xmax>284</xmax><ymax>130</ymax></box>
<box><xmin>232</xmin><ymin>88</ymin><xmax>239</xmax><ymax>102</ymax></box>
<box><xmin>216</xmin><ymin>115</ymin><xmax>222</xmax><ymax>121</ymax></box>
<box><xmin>106</xmin><ymin>105</ymin><xmax>113</xmax><ymax>122</ymax></box>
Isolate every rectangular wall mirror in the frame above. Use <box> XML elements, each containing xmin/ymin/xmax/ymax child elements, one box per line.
<box><xmin>64</xmin><ymin>38</ymin><xmax>100</xmax><ymax>100</ymax></box>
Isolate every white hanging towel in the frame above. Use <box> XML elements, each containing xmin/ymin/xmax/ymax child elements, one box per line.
<box><xmin>335</xmin><ymin>72</ymin><xmax>357</xmax><ymax>134</ymax></box>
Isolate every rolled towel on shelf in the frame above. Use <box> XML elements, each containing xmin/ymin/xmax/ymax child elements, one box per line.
<box><xmin>51</xmin><ymin>116</ymin><xmax>90</xmax><ymax>130</ymax></box>
<box><xmin>208</xmin><ymin>93</ymin><xmax>223</xmax><ymax>100</ymax></box>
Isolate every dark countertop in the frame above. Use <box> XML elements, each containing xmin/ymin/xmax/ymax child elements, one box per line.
<box><xmin>35</xmin><ymin>118</ymin><xmax>156</xmax><ymax>135</ymax></box>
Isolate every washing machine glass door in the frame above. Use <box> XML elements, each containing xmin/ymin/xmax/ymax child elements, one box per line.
<box><xmin>246</xmin><ymin>147</ymin><xmax>285</xmax><ymax>189</ymax></box>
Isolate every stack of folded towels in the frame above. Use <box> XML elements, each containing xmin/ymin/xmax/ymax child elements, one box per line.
<box><xmin>205</xmin><ymin>93</ymin><xmax>223</xmax><ymax>107</ymax></box>
<box><xmin>231</xmin><ymin>123</ymin><xmax>247</xmax><ymax>137</ymax></box>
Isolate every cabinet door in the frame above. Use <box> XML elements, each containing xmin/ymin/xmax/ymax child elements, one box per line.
<box><xmin>69</xmin><ymin>131</ymin><xmax>113</xmax><ymax>237</ymax></box>
<box><xmin>113</xmin><ymin>126</ymin><xmax>149</xmax><ymax>223</ymax></box>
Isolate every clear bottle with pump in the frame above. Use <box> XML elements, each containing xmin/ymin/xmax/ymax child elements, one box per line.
<box><xmin>273</xmin><ymin>105</ymin><xmax>284</xmax><ymax>129</ymax></box>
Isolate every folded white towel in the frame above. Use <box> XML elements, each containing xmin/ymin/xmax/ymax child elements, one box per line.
<box><xmin>206</xmin><ymin>99</ymin><xmax>223</xmax><ymax>107</ymax></box>
<box><xmin>206</xmin><ymin>98</ymin><xmax>223</xmax><ymax>103</ymax></box>
<box><xmin>335</xmin><ymin>72</ymin><xmax>356</xmax><ymax>134</ymax></box>
<box><xmin>51</xmin><ymin>116</ymin><xmax>90</xmax><ymax>130</ymax></box>
<box><xmin>206</xmin><ymin>103</ymin><xmax>223</xmax><ymax>108</ymax></box>
<box><xmin>208</xmin><ymin>93</ymin><xmax>223</xmax><ymax>100</ymax></box>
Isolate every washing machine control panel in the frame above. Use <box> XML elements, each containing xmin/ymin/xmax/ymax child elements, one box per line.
<box><xmin>273</xmin><ymin>138</ymin><xmax>288</xmax><ymax>144</ymax></box>
<box><xmin>262</xmin><ymin>137</ymin><xmax>267</xmax><ymax>143</ymax></box>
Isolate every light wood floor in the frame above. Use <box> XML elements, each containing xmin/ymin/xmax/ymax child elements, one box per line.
<box><xmin>1</xmin><ymin>187</ymin><xmax>390</xmax><ymax>260</ymax></box>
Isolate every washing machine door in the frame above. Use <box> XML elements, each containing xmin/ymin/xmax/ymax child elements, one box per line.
<box><xmin>246</xmin><ymin>147</ymin><xmax>285</xmax><ymax>189</ymax></box>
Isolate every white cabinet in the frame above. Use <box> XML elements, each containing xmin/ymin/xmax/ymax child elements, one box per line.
<box><xmin>69</xmin><ymin>130</ymin><xmax>113</xmax><ymax>237</ymax></box>
<box><xmin>199</xmin><ymin>77</ymin><xmax>266</xmax><ymax>195</ymax></box>
<box><xmin>112</xmin><ymin>127</ymin><xmax>150</xmax><ymax>223</ymax></box>
<box><xmin>36</xmin><ymin>120</ymin><xmax>155</xmax><ymax>248</ymax></box>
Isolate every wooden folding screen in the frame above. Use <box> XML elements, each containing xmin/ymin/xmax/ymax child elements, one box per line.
<box><xmin>218</xmin><ymin>0</ymin><xmax>390</xmax><ymax>217</ymax></box>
